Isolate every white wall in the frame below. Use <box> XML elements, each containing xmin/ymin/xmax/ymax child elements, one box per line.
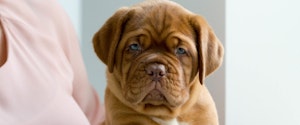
<box><xmin>226</xmin><ymin>0</ymin><xmax>300</xmax><ymax>125</ymax></box>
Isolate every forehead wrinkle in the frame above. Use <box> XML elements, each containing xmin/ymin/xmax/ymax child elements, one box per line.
<box><xmin>152</xmin><ymin>5</ymin><xmax>169</xmax><ymax>35</ymax></box>
<box><xmin>143</xmin><ymin>24</ymin><xmax>178</xmax><ymax>45</ymax></box>
<box><xmin>144</xmin><ymin>12</ymin><xmax>166</xmax><ymax>36</ymax></box>
<box><xmin>142</xmin><ymin>25</ymin><xmax>159</xmax><ymax>42</ymax></box>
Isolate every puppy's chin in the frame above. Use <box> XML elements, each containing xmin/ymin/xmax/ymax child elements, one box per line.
<box><xmin>123</xmin><ymin>78</ymin><xmax>189</xmax><ymax>115</ymax></box>
<box><xmin>133</xmin><ymin>90</ymin><xmax>189</xmax><ymax>118</ymax></box>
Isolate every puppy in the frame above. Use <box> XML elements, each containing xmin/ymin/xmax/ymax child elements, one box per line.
<box><xmin>93</xmin><ymin>0</ymin><xmax>224</xmax><ymax>125</ymax></box>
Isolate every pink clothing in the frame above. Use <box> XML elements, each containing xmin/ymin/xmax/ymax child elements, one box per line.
<box><xmin>0</xmin><ymin>0</ymin><xmax>104</xmax><ymax>125</ymax></box>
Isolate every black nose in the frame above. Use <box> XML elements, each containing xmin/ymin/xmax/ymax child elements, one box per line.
<box><xmin>145</xmin><ymin>63</ymin><xmax>166</xmax><ymax>80</ymax></box>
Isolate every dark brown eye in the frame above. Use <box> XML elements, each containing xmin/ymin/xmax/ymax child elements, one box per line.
<box><xmin>176</xmin><ymin>47</ymin><xmax>186</xmax><ymax>55</ymax></box>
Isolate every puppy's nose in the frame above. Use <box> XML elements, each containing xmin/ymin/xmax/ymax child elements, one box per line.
<box><xmin>145</xmin><ymin>63</ymin><xmax>166</xmax><ymax>80</ymax></box>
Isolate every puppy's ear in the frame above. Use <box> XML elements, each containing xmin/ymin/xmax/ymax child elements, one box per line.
<box><xmin>190</xmin><ymin>15</ymin><xmax>224</xmax><ymax>85</ymax></box>
<box><xmin>93</xmin><ymin>7</ymin><xmax>132</xmax><ymax>72</ymax></box>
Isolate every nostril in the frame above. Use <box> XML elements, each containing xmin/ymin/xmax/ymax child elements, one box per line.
<box><xmin>147</xmin><ymin>70</ymin><xmax>154</xmax><ymax>76</ymax></box>
<box><xmin>159</xmin><ymin>70</ymin><xmax>165</xmax><ymax>76</ymax></box>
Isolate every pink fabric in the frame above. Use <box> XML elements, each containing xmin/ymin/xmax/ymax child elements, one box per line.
<box><xmin>0</xmin><ymin>0</ymin><xmax>104</xmax><ymax>125</ymax></box>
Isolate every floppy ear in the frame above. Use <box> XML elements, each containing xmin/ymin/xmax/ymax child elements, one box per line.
<box><xmin>190</xmin><ymin>15</ymin><xmax>224</xmax><ymax>85</ymax></box>
<box><xmin>93</xmin><ymin>7</ymin><xmax>132</xmax><ymax>73</ymax></box>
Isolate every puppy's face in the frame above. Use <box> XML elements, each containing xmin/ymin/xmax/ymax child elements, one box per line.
<box><xmin>119</xmin><ymin>13</ymin><xmax>197</xmax><ymax>108</ymax></box>
<box><xmin>93</xmin><ymin>0</ymin><xmax>223</xmax><ymax>117</ymax></box>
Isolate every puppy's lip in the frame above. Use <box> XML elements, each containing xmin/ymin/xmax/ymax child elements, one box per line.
<box><xmin>142</xmin><ymin>89</ymin><xmax>166</xmax><ymax>104</ymax></box>
<box><xmin>140</xmin><ymin>89</ymin><xmax>178</xmax><ymax>108</ymax></box>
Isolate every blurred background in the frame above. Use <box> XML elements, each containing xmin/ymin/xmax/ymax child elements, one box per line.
<box><xmin>57</xmin><ymin>0</ymin><xmax>300</xmax><ymax>125</ymax></box>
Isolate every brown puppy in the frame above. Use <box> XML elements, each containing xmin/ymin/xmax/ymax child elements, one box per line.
<box><xmin>93</xmin><ymin>0</ymin><xmax>224</xmax><ymax>125</ymax></box>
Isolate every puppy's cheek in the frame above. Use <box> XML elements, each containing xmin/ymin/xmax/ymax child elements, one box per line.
<box><xmin>171</xmin><ymin>91</ymin><xmax>189</xmax><ymax>107</ymax></box>
<box><xmin>118</xmin><ymin>53</ymin><xmax>134</xmax><ymax>83</ymax></box>
<box><xmin>161</xmin><ymin>76</ymin><xmax>189</xmax><ymax>107</ymax></box>
<box><xmin>123</xmin><ymin>67</ymin><xmax>148</xmax><ymax>100</ymax></box>
<box><xmin>180</xmin><ymin>56</ymin><xmax>195</xmax><ymax>83</ymax></box>
<box><xmin>123</xmin><ymin>77</ymin><xmax>152</xmax><ymax>104</ymax></box>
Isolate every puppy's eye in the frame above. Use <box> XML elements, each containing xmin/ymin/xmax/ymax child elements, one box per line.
<box><xmin>129</xmin><ymin>43</ymin><xmax>141</xmax><ymax>51</ymax></box>
<box><xmin>176</xmin><ymin>47</ymin><xmax>187</xmax><ymax>55</ymax></box>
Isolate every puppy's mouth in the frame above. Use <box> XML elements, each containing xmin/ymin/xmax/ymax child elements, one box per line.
<box><xmin>142</xmin><ymin>89</ymin><xmax>168</xmax><ymax>106</ymax></box>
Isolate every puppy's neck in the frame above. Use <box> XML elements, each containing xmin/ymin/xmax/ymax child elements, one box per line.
<box><xmin>151</xmin><ymin>117</ymin><xmax>188</xmax><ymax>125</ymax></box>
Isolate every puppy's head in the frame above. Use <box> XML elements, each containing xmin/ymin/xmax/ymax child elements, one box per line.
<box><xmin>93</xmin><ymin>0</ymin><xmax>223</xmax><ymax>117</ymax></box>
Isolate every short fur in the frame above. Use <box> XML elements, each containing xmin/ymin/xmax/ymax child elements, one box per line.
<box><xmin>93</xmin><ymin>0</ymin><xmax>224</xmax><ymax>125</ymax></box>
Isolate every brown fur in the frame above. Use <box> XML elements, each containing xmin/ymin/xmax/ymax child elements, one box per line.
<box><xmin>93</xmin><ymin>0</ymin><xmax>223</xmax><ymax>125</ymax></box>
